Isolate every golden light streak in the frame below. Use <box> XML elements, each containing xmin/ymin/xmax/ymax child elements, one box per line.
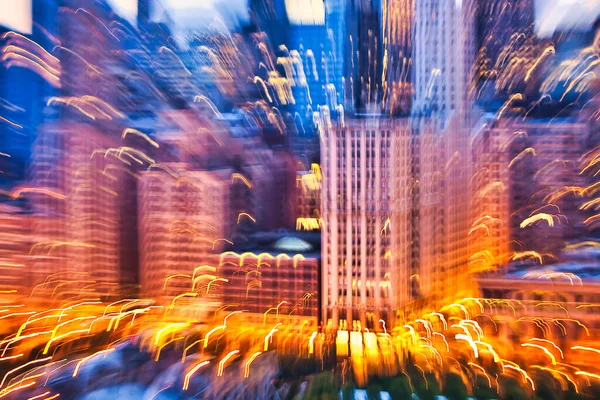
<box><xmin>72</xmin><ymin>348</ymin><xmax>116</xmax><ymax>377</ymax></box>
<box><xmin>571</xmin><ymin>346</ymin><xmax>600</xmax><ymax>355</ymax></box>
<box><xmin>244</xmin><ymin>352</ymin><xmax>262</xmax><ymax>378</ymax></box>
<box><xmin>520</xmin><ymin>213</ymin><xmax>555</xmax><ymax>229</ymax></box>
<box><xmin>0</xmin><ymin>357</ymin><xmax>51</xmax><ymax>388</ymax></box>
<box><xmin>217</xmin><ymin>350</ymin><xmax>239</xmax><ymax>377</ymax></box>
<box><xmin>204</xmin><ymin>325</ymin><xmax>226</xmax><ymax>348</ymax></box>
<box><xmin>27</xmin><ymin>391</ymin><xmax>51</xmax><ymax>400</ymax></box>
<box><xmin>182</xmin><ymin>360</ymin><xmax>210</xmax><ymax>390</ymax></box>
<box><xmin>521</xmin><ymin>343</ymin><xmax>557</xmax><ymax>365</ymax></box>
<box><xmin>121</xmin><ymin>128</ymin><xmax>159</xmax><ymax>148</ymax></box>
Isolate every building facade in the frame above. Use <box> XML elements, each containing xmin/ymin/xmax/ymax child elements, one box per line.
<box><xmin>321</xmin><ymin>118</ymin><xmax>412</xmax><ymax>329</ymax></box>
<box><xmin>138</xmin><ymin>168</ymin><xmax>232</xmax><ymax>300</ymax></box>
<box><xmin>413</xmin><ymin>0</ymin><xmax>476</xmax><ymax>123</ymax></box>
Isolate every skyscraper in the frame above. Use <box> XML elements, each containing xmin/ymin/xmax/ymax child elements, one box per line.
<box><xmin>30</xmin><ymin>122</ymin><xmax>134</xmax><ymax>299</ymax></box>
<box><xmin>382</xmin><ymin>0</ymin><xmax>414</xmax><ymax>116</ymax></box>
<box><xmin>321</xmin><ymin>118</ymin><xmax>412</xmax><ymax>329</ymax></box>
<box><xmin>345</xmin><ymin>0</ymin><xmax>383</xmax><ymax>113</ymax></box>
<box><xmin>138</xmin><ymin>168</ymin><xmax>232</xmax><ymax>300</ymax></box>
<box><xmin>413</xmin><ymin>0</ymin><xmax>476</xmax><ymax>124</ymax></box>
<box><xmin>411</xmin><ymin>0</ymin><xmax>478</xmax><ymax>306</ymax></box>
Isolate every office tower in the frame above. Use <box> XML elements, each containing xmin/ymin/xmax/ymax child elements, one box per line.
<box><xmin>321</xmin><ymin>118</ymin><xmax>412</xmax><ymax>329</ymax></box>
<box><xmin>382</xmin><ymin>0</ymin><xmax>414</xmax><ymax>116</ymax></box>
<box><xmin>346</xmin><ymin>0</ymin><xmax>383</xmax><ymax>113</ymax></box>
<box><xmin>507</xmin><ymin>119</ymin><xmax>589</xmax><ymax>258</ymax></box>
<box><xmin>283</xmin><ymin>0</ymin><xmax>334</xmax><ymax>119</ymax></box>
<box><xmin>325</xmin><ymin>0</ymin><xmax>347</xmax><ymax>112</ymax></box>
<box><xmin>409</xmin><ymin>118</ymin><xmax>477</xmax><ymax>307</ymax></box>
<box><xmin>138</xmin><ymin>168</ymin><xmax>232</xmax><ymax>300</ymax></box>
<box><xmin>413</xmin><ymin>0</ymin><xmax>476</xmax><ymax>123</ymax></box>
<box><xmin>30</xmin><ymin>122</ymin><xmax>132</xmax><ymax>298</ymax></box>
<box><xmin>410</xmin><ymin>0</ymin><xmax>478</xmax><ymax>307</ymax></box>
<box><xmin>469</xmin><ymin>118</ymin><xmax>511</xmax><ymax>274</ymax></box>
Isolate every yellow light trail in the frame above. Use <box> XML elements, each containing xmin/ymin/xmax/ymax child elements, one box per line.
<box><xmin>183</xmin><ymin>360</ymin><xmax>210</xmax><ymax>390</ymax></box>
<box><xmin>217</xmin><ymin>350</ymin><xmax>239</xmax><ymax>377</ymax></box>
<box><xmin>521</xmin><ymin>343</ymin><xmax>557</xmax><ymax>365</ymax></box>
<box><xmin>73</xmin><ymin>348</ymin><xmax>116</xmax><ymax>377</ymax></box>
<box><xmin>0</xmin><ymin>357</ymin><xmax>51</xmax><ymax>388</ymax></box>
<box><xmin>244</xmin><ymin>352</ymin><xmax>262</xmax><ymax>378</ymax></box>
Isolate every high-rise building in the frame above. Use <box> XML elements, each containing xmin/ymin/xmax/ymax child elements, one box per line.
<box><xmin>413</xmin><ymin>0</ymin><xmax>476</xmax><ymax>124</ymax></box>
<box><xmin>321</xmin><ymin>118</ymin><xmax>412</xmax><ymax>329</ymax></box>
<box><xmin>325</xmin><ymin>0</ymin><xmax>347</xmax><ymax>112</ymax></box>
<box><xmin>410</xmin><ymin>0</ymin><xmax>479</xmax><ymax>308</ymax></box>
<box><xmin>468</xmin><ymin>117</ymin><xmax>511</xmax><ymax>274</ymax></box>
<box><xmin>30</xmin><ymin>122</ymin><xmax>133</xmax><ymax>299</ymax></box>
<box><xmin>506</xmin><ymin>119</ymin><xmax>589</xmax><ymax>258</ymax></box>
<box><xmin>138</xmin><ymin>168</ymin><xmax>232</xmax><ymax>300</ymax></box>
<box><xmin>411</xmin><ymin>118</ymin><xmax>476</xmax><ymax>306</ymax></box>
<box><xmin>345</xmin><ymin>0</ymin><xmax>383</xmax><ymax>113</ymax></box>
<box><xmin>382</xmin><ymin>0</ymin><xmax>414</xmax><ymax>116</ymax></box>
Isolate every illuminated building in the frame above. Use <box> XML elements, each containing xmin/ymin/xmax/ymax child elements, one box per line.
<box><xmin>411</xmin><ymin>0</ymin><xmax>478</xmax><ymax>308</ymax></box>
<box><xmin>217</xmin><ymin>234</ymin><xmax>320</xmax><ymax>327</ymax></box>
<box><xmin>478</xmin><ymin>248</ymin><xmax>600</xmax><ymax>342</ymax></box>
<box><xmin>411</xmin><ymin>119</ymin><xmax>474</xmax><ymax>308</ymax></box>
<box><xmin>345</xmin><ymin>0</ymin><xmax>383</xmax><ymax>113</ymax></box>
<box><xmin>283</xmin><ymin>0</ymin><xmax>331</xmax><ymax>115</ymax></box>
<box><xmin>324</xmin><ymin>0</ymin><xmax>347</xmax><ymax>112</ymax></box>
<box><xmin>30</xmin><ymin>122</ymin><xmax>132</xmax><ymax>298</ymax></box>
<box><xmin>413</xmin><ymin>0</ymin><xmax>476</xmax><ymax>123</ymax></box>
<box><xmin>468</xmin><ymin>117</ymin><xmax>511</xmax><ymax>274</ymax></box>
<box><xmin>382</xmin><ymin>0</ymin><xmax>414</xmax><ymax>116</ymax></box>
<box><xmin>0</xmin><ymin>202</ymin><xmax>31</xmax><ymax>302</ymax></box>
<box><xmin>321</xmin><ymin>118</ymin><xmax>413</xmax><ymax>329</ymax></box>
<box><xmin>505</xmin><ymin>119</ymin><xmax>589</xmax><ymax>258</ymax></box>
<box><xmin>138</xmin><ymin>168</ymin><xmax>232</xmax><ymax>300</ymax></box>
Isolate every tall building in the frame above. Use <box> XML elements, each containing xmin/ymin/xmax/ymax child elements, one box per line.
<box><xmin>321</xmin><ymin>118</ymin><xmax>412</xmax><ymax>329</ymax></box>
<box><xmin>409</xmin><ymin>0</ymin><xmax>479</xmax><ymax>308</ymax></box>
<box><xmin>138</xmin><ymin>168</ymin><xmax>232</xmax><ymax>300</ymax></box>
<box><xmin>411</xmin><ymin>118</ymin><xmax>476</xmax><ymax>306</ymax></box>
<box><xmin>506</xmin><ymin>119</ymin><xmax>589</xmax><ymax>258</ymax></box>
<box><xmin>468</xmin><ymin>117</ymin><xmax>511</xmax><ymax>274</ymax></box>
<box><xmin>283</xmin><ymin>0</ymin><xmax>331</xmax><ymax>115</ymax></box>
<box><xmin>413</xmin><ymin>0</ymin><xmax>476</xmax><ymax>124</ymax></box>
<box><xmin>30</xmin><ymin>122</ymin><xmax>133</xmax><ymax>299</ymax></box>
<box><xmin>382</xmin><ymin>0</ymin><xmax>414</xmax><ymax>116</ymax></box>
<box><xmin>325</xmin><ymin>0</ymin><xmax>347</xmax><ymax>112</ymax></box>
<box><xmin>345</xmin><ymin>0</ymin><xmax>383</xmax><ymax>113</ymax></box>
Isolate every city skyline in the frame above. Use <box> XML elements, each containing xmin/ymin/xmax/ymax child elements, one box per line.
<box><xmin>0</xmin><ymin>0</ymin><xmax>599</xmax><ymax>399</ymax></box>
